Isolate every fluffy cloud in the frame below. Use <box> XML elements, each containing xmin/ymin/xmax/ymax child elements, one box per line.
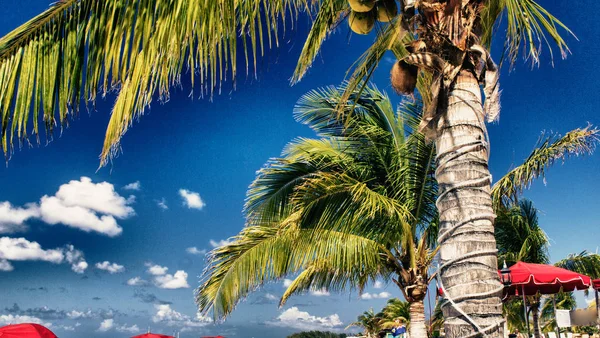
<box><xmin>374</xmin><ymin>280</ymin><xmax>384</xmax><ymax>289</ymax></box>
<box><xmin>127</xmin><ymin>277</ymin><xmax>149</xmax><ymax>286</ymax></box>
<box><xmin>157</xmin><ymin>198</ymin><xmax>169</xmax><ymax>210</ymax></box>
<box><xmin>116</xmin><ymin>324</ymin><xmax>140</xmax><ymax>333</ymax></box>
<box><xmin>146</xmin><ymin>263</ymin><xmax>169</xmax><ymax>276</ymax></box>
<box><xmin>209</xmin><ymin>239</ymin><xmax>233</xmax><ymax>248</ymax></box>
<box><xmin>152</xmin><ymin>304</ymin><xmax>211</xmax><ymax>329</ymax></box>
<box><xmin>97</xmin><ymin>319</ymin><xmax>114</xmax><ymax>332</ymax></box>
<box><xmin>95</xmin><ymin>261</ymin><xmax>125</xmax><ymax>274</ymax></box>
<box><xmin>178</xmin><ymin>189</ymin><xmax>206</xmax><ymax>210</ymax></box>
<box><xmin>39</xmin><ymin>177</ymin><xmax>135</xmax><ymax>237</ymax></box>
<box><xmin>0</xmin><ymin>314</ymin><xmax>52</xmax><ymax>327</ymax></box>
<box><xmin>268</xmin><ymin>307</ymin><xmax>343</xmax><ymax>331</ymax></box>
<box><xmin>310</xmin><ymin>288</ymin><xmax>330</xmax><ymax>297</ymax></box>
<box><xmin>0</xmin><ymin>237</ymin><xmax>64</xmax><ymax>263</ymax></box>
<box><xmin>154</xmin><ymin>271</ymin><xmax>190</xmax><ymax>289</ymax></box>
<box><xmin>0</xmin><ymin>202</ymin><xmax>39</xmax><ymax>234</ymax></box>
<box><xmin>186</xmin><ymin>247</ymin><xmax>206</xmax><ymax>255</ymax></box>
<box><xmin>145</xmin><ymin>263</ymin><xmax>190</xmax><ymax>289</ymax></box>
<box><xmin>0</xmin><ymin>238</ymin><xmax>88</xmax><ymax>273</ymax></box>
<box><xmin>360</xmin><ymin>292</ymin><xmax>391</xmax><ymax>300</ymax></box>
<box><xmin>123</xmin><ymin>181</ymin><xmax>141</xmax><ymax>191</ymax></box>
<box><xmin>283</xmin><ymin>279</ymin><xmax>293</xmax><ymax>287</ymax></box>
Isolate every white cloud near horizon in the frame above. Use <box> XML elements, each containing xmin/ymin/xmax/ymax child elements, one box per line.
<box><xmin>310</xmin><ymin>288</ymin><xmax>330</xmax><ymax>297</ymax></box>
<box><xmin>209</xmin><ymin>239</ymin><xmax>233</xmax><ymax>248</ymax></box>
<box><xmin>0</xmin><ymin>314</ymin><xmax>52</xmax><ymax>327</ymax></box>
<box><xmin>123</xmin><ymin>181</ymin><xmax>141</xmax><ymax>191</ymax></box>
<box><xmin>152</xmin><ymin>304</ymin><xmax>211</xmax><ymax>329</ymax></box>
<box><xmin>95</xmin><ymin>261</ymin><xmax>125</xmax><ymax>274</ymax></box>
<box><xmin>0</xmin><ymin>238</ymin><xmax>88</xmax><ymax>274</ymax></box>
<box><xmin>0</xmin><ymin>202</ymin><xmax>39</xmax><ymax>234</ymax></box>
<box><xmin>186</xmin><ymin>247</ymin><xmax>206</xmax><ymax>255</ymax></box>
<box><xmin>116</xmin><ymin>323</ymin><xmax>140</xmax><ymax>333</ymax></box>
<box><xmin>360</xmin><ymin>292</ymin><xmax>391</xmax><ymax>300</ymax></box>
<box><xmin>127</xmin><ymin>277</ymin><xmax>149</xmax><ymax>286</ymax></box>
<box><xmin>268</xmin><ymin>307</ymin><xmax>343</xmax><ymax>331</ymax></box>
<box><xmin>97</xmin><ymin>319</ymin><xmax>114</xmax><ymax>332</ymax></box>
<box><xmin>178</xmin><ymin>189</ymin><xmax>205</xmax><ymax>210</ymax></box>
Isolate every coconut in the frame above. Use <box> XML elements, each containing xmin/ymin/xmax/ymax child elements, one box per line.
<box><xmin>348</xmin><ymin>11</ymin><xmax>375</xmax><ymax>35</ymax></box>
<box><xmin>348</xmin><ymin>0</ymin><xmax>375</xmax><ymax>12</ymax></box>
<box><xmin>376</xmin><ymin>0</ymin><xmax>398</xmax><ymax>22</ymax></box>
<box><xmin>390</xmin><ymin>60</ymin><xmax>418</xmax><ymax>95</ymax></box>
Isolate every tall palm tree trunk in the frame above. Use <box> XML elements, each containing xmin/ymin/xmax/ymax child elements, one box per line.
<box><xmin>596</xmin><ymin>289</ymin><xmax>599</xmax><ymax>330</ymax></box>
<box><xmin>532</xmin><ymin>302</ymin><xmax>542</xmax><ymax>338</ymax></box>
<box><xmin>409</xmin><ymin>300</ymin><xmax>427</xmax><ymax>338</ymax></box>
<box><xmin>435</xmin><ymin>70</ymin><xmax>504</xmax><ymax>337</ymax></box>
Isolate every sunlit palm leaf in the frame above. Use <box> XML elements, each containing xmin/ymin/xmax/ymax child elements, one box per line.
<box><xmin>492</xmin><ymin>126</ymin><xmax>599</xmax><ymax>209</ymax></box>
<box><xmin>554</xmin><ymin>251</ymin><xmax>600</xmax><ymax>279</ymax></box>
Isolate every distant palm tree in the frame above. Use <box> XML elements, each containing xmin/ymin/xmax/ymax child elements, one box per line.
<box><xmin>347</xmin><ymin>309</ymin><xmax>385</xmax><ymax>338</ymax></box>
<box><xmin>379</xmin><ymin>298</ymin><xmax>410</xmax><ymax>330</ymax></box>
<box><xmin>196</xmin><ymin>84</ymin><xmax>598</xmax><ymax>338</ymax></box>
<box><xmin>496</xmin><ymin>203</ymin><xmax>600</xmax><ymax>338</ymax></box>
<box><xmin>0</xmin><ymin>2</ymin><xmax>579</xmax><ymax>336</ymax></box>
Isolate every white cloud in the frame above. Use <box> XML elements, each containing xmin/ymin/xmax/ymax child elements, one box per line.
<box><xmin>154</xmin><ymin>270</ymin><xmax>190</xmax><ymax>289</ymax></box>
<box><xmin>0</xmin><ymin>237</ymin><xmax>64</xmax><ymax>264</ymax></box>
<box><xmin>283</xmin><ymin>279</ymin><xmax>293</xmax><ymax>287</ymax></box>
<box><xmin>97</xmin><ymin>319</ymin><xmax>114</xmax><ymax>332</ymax></box>
<box><xmin>152</xmin><ymin>304</ymin><xmax>211</xmax><ymax>328</ymax></box>
<box><xmin>360</xmin><ymin>292</ymin><xmax>391</xmax><ymax>300</ymax></box>
<box><xmin>127</xmin><ymin>277</ymin><xmax>149</xmax><ymax>286</ymax></box>
<box><xmin>67</xmin><ymin>310</ymin><xmax>93</xmax><ymax>319</ymax></box>
<box><xmin>310</xmin><ymin>288</ymin><xmax>330</xmax><ymax>297</ymax></box>
<box><xmin>186</xmin><ymin>247</ymin><xmax>206</xmax><ymax>255</ymax></box>
<box><xmin>157</xmin><ymin>198</ymin><xmax>168</xmax><ymax>210</ymax></box>
<box><xmin>266</xmin><ymin>293</ymin><xmax>278</xmax><ymax>301</ymax></box>
<box><xmin>268</xmin><ymin>307</ymin><xmax>343</xmax><ymax>331</ymax></box>
<box><xmin>0</xmin><ymin>202</ymin><xmax>39</xmax><ymax>234</ymax></box>
<box><xmin>0</xmin><ymin>259</ymin><xmax>13</xmax><ymax>271</ymax></box>
<box><xmin>146</xmin><ymin>263</ymin><xmax>169</xmax><ymax>276</ymax></box>
<box><xmin>116</xmin><ymin>324</ymin><xmax>140</xmax><ymax>333</ymax></box>
<box><xmin>38</xmin><ymin>177</ymin><xmax>135</xmax><ymax>237</ymax></box>
<box><xmin>209</xmin><ymin>239</ymin><xmax>233</xmax><ymax>248</ymax></box>
<box><xmin>123</xmin><ymin>181</ymin><xmax>141</xmax><ymax>191</ymax></box>
<box><xmin>95</xmin><ymin>261</ymin><xmax>125</xmax><ymax>274</ymax></box>
<box><xmin>178</xmin><ymin>189</ymin><xmax>206</xmax><ymax>210</ymax></box>
<box><xmin>374</xmin><ymin>280</ymin><xmax>384</xmax><ymax>289</ymax></box>
<box><xmin>65</xmin><ymin>245</ymin><xmax>88</xmax><ymax>274</ymax></box>
<box><xmin>0</xmin><ymin>314</ymin><xmax>52</xmax><ymax>327</ymax></box>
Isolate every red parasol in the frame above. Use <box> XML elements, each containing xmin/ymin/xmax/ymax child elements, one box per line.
<box><xmin>593</xmin><ymin>279</ymin><xmax>600</xmax><ymax>290</ymax></box>
<box><xmin>501</xmin><ymin>261</ymin><xmax>592</xmax><ymax>297</ymax></box>
<box><xmin>0</xmin><ymin>323</ymin><xmax>57</xmax><ymax>338</ymax></box>
<box><xmin>131</xmin><ymin>334</ymin><xmax>175</xmax><ymax>338</ymax></box>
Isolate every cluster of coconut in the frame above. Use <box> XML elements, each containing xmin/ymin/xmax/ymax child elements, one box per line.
<box><xmin>348</xmin><ymin>0</ymin><xmax>398</xmax><ymax>35</ymax></box>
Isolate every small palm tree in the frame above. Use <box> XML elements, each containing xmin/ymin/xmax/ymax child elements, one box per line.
<box><xmin>347</xmin><ymin>309</ymin><xmax>385</xmax><ymax>338</ymax></box>
<box><xmin>379</xmin><ymin>298</ymin><xmax>410</xmax><ymax>330</ymax></box>
<box><xmin>196</xmin><ymin>84</ymin><xmax>598</xmax><ymax>337</ymax></box>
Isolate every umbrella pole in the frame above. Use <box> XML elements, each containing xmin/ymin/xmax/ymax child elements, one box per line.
<box><xmin>523</xmin><ymin>285</ymin><xmax>531</xmax><ymax>338</ymax></box>
<box><xmin>595</xmin><ymin>288</ymin><xmax>599</xmax><ymax>331</ymax></box>
<box><xmin>553</xmin><ymin>294</ymin><xmax>560</xmax><ymax>338</ymax></box>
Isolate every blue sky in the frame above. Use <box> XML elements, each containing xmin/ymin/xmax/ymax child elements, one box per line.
<box><xmin>1</xmin><ymin>1</ymin><xmax>599</xmax><ymax>337</ymax></box>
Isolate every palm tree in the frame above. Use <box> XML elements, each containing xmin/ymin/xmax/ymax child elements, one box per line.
<box><xmin>198</xmin><ymin>84</ymin><xmax>439</xmax><ymax>338</ymax></box>
<box><xmin>540</xmin><ymin>291</ymin><xmax>577</xmax><ymax>333</ymax></box>
<box><xmin>347</xmin><ymin>309</ymin><xmax>385</xmax><ymax>338</ymax></box>
<box><xmin>379</xmin><ymin>298</ymin><xmax>410</xmax><ymax>330</ymax></box>
<box><xmin>496</xmin><ymin>202</ymin><xmax>600</xmax><ymax>338</ymax></box>
<box><xmin>196</xmin><ymin>84</ymin><xmax>598</xmax><ymax>337</ymax></box>
<box><xmin>0</xmin><ymin>3</ymin><xmax>578</xmax><ymax>336</ymax></box>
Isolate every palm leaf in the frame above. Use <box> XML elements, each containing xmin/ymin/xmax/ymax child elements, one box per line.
<box><xmin>492</xmin><ymin>126</ymin><xmax>599</xmax><ymax>209</ymax></box>
<box><xmin>554</xmin><ymin>251</ymin><xmax>600</xmax><ymax>279</ymax></box>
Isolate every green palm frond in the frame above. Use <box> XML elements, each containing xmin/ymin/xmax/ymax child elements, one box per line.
<box><xmin>554</xmin><ymin>251</ymin><xmax>600</xmax><ymax>279</ymax></box>
<box><xmin>380</xmin><ymin>298</ymin><xmax>410</xmax><ymax>329</ymax></box>
<box><xmin>492</xmin><ymin>126</ymin><xmax>599</xmax><ymax>209</ymax></box>
<box><xmin>480</xmin><ymin>0</ymin><xmax>574</xmax><ymax>67</ymax></box>
<box><xmin>496</xmin><ymin>199</ymin><xmax>549</xmax><ymax>265</ymax></box>
<box><xmin>0</xmin><ymin>0</ymin><xmax>313</xmax><ymax>165</ymax></box>
<box><xmin>540</xmin><ymin>292</ymin><xmax>576</xmax><ymax>331</ymax></box>
<box><xmin>292</xmin><ymin>0</ymin><xmax>348</xmax><ymax>83</ymax></box>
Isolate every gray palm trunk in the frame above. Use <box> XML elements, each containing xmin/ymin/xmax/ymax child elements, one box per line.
<box><xmin>435</xmin><ymin>70</ymin><xmax>504</xmax><ymax>337</ymax></box>
<box><xmin>532</xmin><ymin>301</ymin><xmax>542</xmax><ymax>338</ymax></box>
<box><xmin>409</xmin><ymin>300</ymin><xmax>427</xmax><ymax>338</ymax></box>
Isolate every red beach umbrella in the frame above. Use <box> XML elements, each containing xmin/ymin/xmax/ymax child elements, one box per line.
<box><xmin>131</xmin><ymin>333</ymin><xmax>175</xmax><ymax>338</ymax></box>
<box><xmin>593</xmin><ymin>279</ymin><xmax>600</xmax><ymax>290</ymax></box>
<box><xmin>0</xmin><ymin>323</ymin><xmax>57</xmax><ymax>338</ymax></box>
<box><xmin>501</xmin><ymin>261</ymin><xmax>592</xmax><ymax>297</ymax></box>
